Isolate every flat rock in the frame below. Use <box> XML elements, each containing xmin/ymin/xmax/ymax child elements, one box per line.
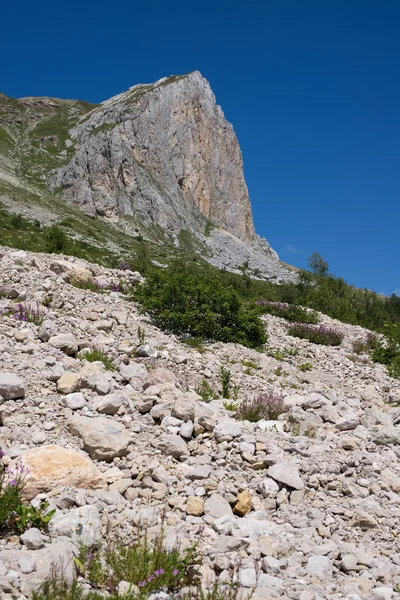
<box><xmin>0</xmin><ymin>372</ymin><xmax>25</xmax><ymax>400</ymax></box>
<box><xmin>68</xmin><ymin>415</ymin><xmax>131</xmax><ymax>461</ymax></box>
<box><xmin>204</xmin><ymin>493</ymin><xmax>233</xmax><ymax>518</ymax></box>
<box><xmin>48</xmin><ymin>333</ymin><xmax>78</xmax><ymax>355</ymax></box>
<box><xmin>49</xmin><ymin>505</ymin><xmax>101</xmax><ymax>547</ymax></box>
<box><xmin>268</xmin><ymin>462</ymin><xmax>304</xmax><ymax>490</ymax></box>
<box><xmin>10</xmin><ymin>445</ymin><xmax>105</xmax><ymax>500</ymax></box>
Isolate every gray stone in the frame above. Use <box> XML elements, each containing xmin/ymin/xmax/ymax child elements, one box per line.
<box><xmin>48</xmin><ymin>333</ymin><xmax>78</xmax><ymax>355</ymax></box>
<box><xmin>268</xmin><ymin>462</ymin><xmax>304</xmax><ymax>490</ymax></box>
<box><xmin>306</xmin><ymin>555</ymin><xmax>333</xmax><ymax>579</ymax></box>
<box><xmin>20</xmin><ymin>528</ymin><xmax>45</xmax><ymax>550</ymax></box>
<box><xmin>38</xmin><ymin>319</ymin><xmax>58</xmax><ymax>342</ymax></box>
<box><xmin>49</xmin><ymin>505</ymin><xmax>101</xmax><ymax>547</ymax></box>
<box><xmin>0</xmin><ymin>373</ymin><xmax>25</xmax><ymax>400</ymax></box>
<box><xmin>119</xmin><ymin>362</ymin><xmax>147</xmax><ymax>382</ymax></box>
<box><xmin>158</xmin><ymin>434</ymin><xmax>189</xmax><ymax>459</ymax></box>
<box><xmin>18</xmin><ymin>553</ymin><xmax>36</xmax><ymax>574</ymax></box>
<box><xmin>204</xmin><ymin>494</ymin><xmax>233</xmax><ymax>518</ymax></box>
<box><xmin>63</xmin><ymin>392</ymin><xmax>86</xmax><ymax>410</ymax></box>
<box><xmin>68</xmin><ymin>414</ymin><xmax>131</xmax><ymax>461</ymax></box>
<box><xmin>95</xmin><ymin>391</ymin><xmax>126</xmax><ymax>415</ymax></box>
<box><xmin>340</xmin><ymin>554</ymin><xmax>358</xmax><ymax>572</ymax></box>
<box><xmin>172</xmin><ymin>396</ymin><xmax>195</xmax><ymax>422</ymax></box>
<box><xmin>213</xmin><ymin>419</ymin><xmax>243</xmax><ymax>442</ymax></box>
<box><xmin>373</xmin><ymin>426</ymin><xmax>400</xmax><ymax>445</ymax></box>
<box><xmin>179</xmin><ymin>421</ymin><xmax>194</xmax><ymax>439</ymax></box>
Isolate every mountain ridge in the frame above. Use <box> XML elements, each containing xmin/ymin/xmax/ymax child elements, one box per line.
<box><xmin>0</xmin><ymin>72</ymin><xmax>293</xmax><ymax>282</ymax></box>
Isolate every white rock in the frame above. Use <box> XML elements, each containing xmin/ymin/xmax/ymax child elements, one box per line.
<box><xmin>0</xmin><ymin>372</ymin><xmax>25</xmax><ymax>400</ymax></box>
<box><xmin>268</xmin><ymin>462</ymin><xmax>304</xmax><ymax>490</ymax></box>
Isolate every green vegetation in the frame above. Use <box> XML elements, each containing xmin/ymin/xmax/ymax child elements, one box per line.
<box><xmin>33</xmin><ymin>523</ymin><xmax>248</xmax><ymax>600</ymax></box>
<box><xmin>0</xmin><ymin>452</ymin><xmax>55</xmax><ymax>535</ymax></box>
<box><xmin>134</xmin><ymin>262</ymin><xmax>268</xmax><ymax>349</ymax></box>
<box><xmin>236</xmin><ymin>393</ymin><xmax>286</xmax><ymax>422</ymax></box>
<box><xmin>256</xmin><ymin>300</ymin><xmax>319</xmax><ymax>324</ymax></box>
<box><xmin>195</xmin><ymin>379</ymin><xmax>218</xmax><ymax>402</ymax></box>
<box><xmin>298</xmin><ymin>362</ymin><xmax>313</xmax><ymax>372</ymax></box>
<box><xmin>79</xmin><ymin>349</ymin><xmax>116</xmax><ymax>371</ymax></box>
<box><xmin>219</xmin><ymin>366</ymin><xmax>232</xmax><ymax>398</ymax></box>
<box><xmin>287</xmin><ymin>323</ymin><xmax>344</xmax><ymax>346</ymax></box>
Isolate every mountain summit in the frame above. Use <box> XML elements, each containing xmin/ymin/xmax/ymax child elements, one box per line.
<box><xmin>0</xmin><ymin>73</ymin><xmax>292</xmax><ymax>281</ymax></box>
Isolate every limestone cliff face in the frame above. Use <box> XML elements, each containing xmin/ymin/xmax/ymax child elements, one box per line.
<box><xmin>51</xmin><ymin>72</ymin><xmax>256</xmax><ymax>243</ymax></box>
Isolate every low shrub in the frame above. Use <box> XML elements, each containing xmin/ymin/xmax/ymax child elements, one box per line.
<box><xmin>298</xmin><ymin>362</ymin><xmax>313</xmax><ymax>372</ymax></box>
<box><xmin>219</xmin><ymin>366</ymin><xmax>232</xmax><ymax>399</ymax></box>
<box><xmin>352</xmin><ymin>333</ymin><xmax>378</xmax><ymax>355</ymax></box>
<box><xmin>287</xmin><ymin>323</ymin><xmax>344</xmax><ymax>346</ymax></box>
<box><xmin>236</xmin><ymin>392</ymin><xmax>286</xmax><ymax>422</ymax></box>
<box><xmin>0</xmin><ymin>303</ymin><xmax>45</xmax><ymax>326</ymax></box>
<box><xmin>256</xmin><ymin>300</ymin><xmax>319</xmax><ymax>324</ymax></box>
<box><xmin>43</xmin><ymin>225</ymin><xmax>70</xmax><ymax>254</ymax></box>
<box><xmin>0</xmin><ymin>451</ymin><xmax>54</xmax><ymax>534</ymax></box>
<box><xmin>32</xmin><ymin>524</ymin><xmax>249</xmax><ymax>600</ymax></box>
<box><xmin>195</xmin><ymin>379</ymin><xmax>218</xmax><ymax>402</ymax></box>
<box><xmin>79</xmin><ymin>349</ymin><xmax>116</xmax><ymax>371</ymax></box>
<box><xmin>370</xmin><ymin>323</ymin><xmax>400</xmax><ymax>379</ymax></box>
<box><xmin>134</xmin><ymin>263</ymin><xmax>267</xmax><ymax>349</ymax></box>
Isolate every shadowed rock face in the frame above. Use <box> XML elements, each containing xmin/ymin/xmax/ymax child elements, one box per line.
<box><xmin>51</xmin><ymin>71</ymin><xmax>256</xmax><ymax>243</ymax></box>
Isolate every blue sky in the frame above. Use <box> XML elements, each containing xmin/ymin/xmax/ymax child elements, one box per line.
<box><xmin>2</xmin><ymin>0</ymin><xmax>399</xmax><ymax>294</ymax></box>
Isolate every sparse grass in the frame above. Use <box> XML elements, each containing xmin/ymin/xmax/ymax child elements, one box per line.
<box><xmin>256</xmin><ymin>300</ymin><xmax>319</xmax><ymax>324</ymax></box>
<box><xmin>352</xmin><ymin>333</ymin><xmax>378</xmax><ymax>354</ymax></box>
<box><xmin>79</xmin><ymin>349</ymin><xmax>116</xmax><ymax>371</ymax></box>
<box><xmin>0</xmin><ymin>303</ymin><xmax>45</xmax><ymax>326</ymax></box>
<box><xmin>298</xmin><ymin>362</ymin><xmax>313</xmax><ymax>372</ymax></box>
<box><xmin>32</xmin><ymin>517</ymin><xmax>250</xmax><ymax>600</ymax></box>
<box><xmin>287</xmin><ymin>323</ymin><xmax>344</xmax><ymax>346</ymax></box>
<box><xmin>242</xmin><ymin>359</ymin><xmax>258</xmax><ymax>370</ymax></box>
<box><xmin>195</xmin><ymin>380</ymin><xmax>218</xmax><ymax>402</ymax></box>
<box><xmin>235</xmin><ymin>392</ymin><xmax>286</xmax><ymax>422</ymax></box>
<box><xmin>222</xmin><ymin>400</ymin><xmax>238</xmax><ymax>411</ymax></box>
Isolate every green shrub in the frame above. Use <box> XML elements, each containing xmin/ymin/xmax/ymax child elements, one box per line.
<box><xmin>195</xmin><ymin>380</ymin><xmax>218</xmax><ymax>402</ymax></box>
<box><xmin>256</xmin><ymin>300</ymin><xmax>319</xmax><ymax>324</ymax></box>
<box><xmin>10</xmin><ymin>213</ymin><xmax>24</xmax><ymax>229</ymax></box>
<box><xmin>287</xmin><ymin>323</ymin><xmax>343</xmax><ymax>346</ymax></box>
<box><xmin>134</xmin><ymin>263</ymin><xmax>267</xmax><ymax>349</ymax></box>
<box><xmin>32</xmin><ymin>523</ymin><xmax>250</xmax><ymax>600</ymax></box>
<box><xmin>219</xmin><ymin>366</ymin><xmax>232</xmax><ymax>398</ymax></box>
<box><xmin>43</xmin><ymin>225</ymin><xmax>70</xmax><ymax>253</ymax></box>
<box><xmin>0</xmin><ymin>452</ymin><xmax>55</xmax><ymax>534</ymax></box>
<box><xmin>298</xmin><ymin>362</ymin><xmax>313</xmax><ymax>372</ymax></box>
<box><xmin>236</xmin><ymin>393</ymin><xmax>286</xmax><ymax>422</ymax></box>
<box><xmin>79</xmin><ymin>349</ymin><xmax>116</xmax><ymax>371</ymax></box>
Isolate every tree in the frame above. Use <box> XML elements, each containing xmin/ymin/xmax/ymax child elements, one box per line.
<box><xmin>308</xmin><ymin>252</ymin><xmax>329</xmax><ymax>276</ymax></box>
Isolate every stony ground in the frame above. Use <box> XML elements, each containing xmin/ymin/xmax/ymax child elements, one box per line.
<box><xmin>0</xmin><ymin>245</ymin><xmax>400</xmax><ymax>600</ymax></box>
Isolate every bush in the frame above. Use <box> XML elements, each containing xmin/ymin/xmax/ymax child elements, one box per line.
<box><xmin>236</xmin><ymin>392</ymin><xmax>286</xmax><ymax>422</ymax></box>
<box><xmin>287</xmin><ymin>323</ymin><xmax>343</xmax><ymax>346</ymax></box>
<box><xmin>79</xmin><ymin>349</ymin><xmax>116</xmax><ymax>371</ymax></box>
<box><xmin>134</xmin><ymin>263</ymin><xmax>267</xmax><ymax>349</ymax></box>
<box><xmin>0</xmin><ymin>451</ymin><xmax>54</xmax><ymax>534</ymax></box>
<box><xmin>352</xmin><ymin>333</ymin><xmax>378</xmax><ymax>355</ymax></box>
<box><xmin>43</xmin><ymin>225</ymin><xmax>70</xmax><ymax>253</ymax></box>
<box><xmin>370</xmin><ymin>323</ymin><xmax>400</xmax><ymax>379</ymax></box>
<box><xmin>0</xmin><ymin>303</ymin><xmax>45</xmax><ymax>326</ymax></box>
<box><xmin>195</xmin><ymin>380</ymin><xmax>218</xmax><ymax>402</ymax></box>
<box><xmin>32</xmin><ymin>523</ymin><xmax>249</xmax><ymax>600</ymax></box>
<box><xmin>256</xmin><ymin>300</ymin><xmax>319</xmax><ymax>324</ymax></box>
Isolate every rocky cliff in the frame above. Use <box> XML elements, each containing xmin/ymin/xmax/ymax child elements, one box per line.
<box><xmin>0</xmin><ymin>73</ymin><xmax>293</xmax><ymax>282</ymax></box>
<box><xmin>51</xmin><ymin>72</ymin><xmax>255</xmax><ymax>242</ymax></box>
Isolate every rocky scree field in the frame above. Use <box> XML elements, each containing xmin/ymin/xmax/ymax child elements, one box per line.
<box><xmin>0</xmin><ymin>246</ymin><xmax>400</xmax><ymax>599</ymax></box>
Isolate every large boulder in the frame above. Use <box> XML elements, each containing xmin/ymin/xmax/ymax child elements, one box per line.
<box><xmin>9</xmin><ymin>445</ymin><xmax>105</xmax><ymax>500</ymax></box>
<box><xmin>49</xmin><ymin>333</ymin><xmax>78</xmax><ymax>355</ymax></box>
<box><xmin>68</xmin><ymin>415</ymin><xmax>131</xmax><ymax>461</ymax></box>
<box><xmin>49</xmin><ymin>505</ymin><xmax>101</xmax><ymax>547</ymax></box>
<box><xmin>0</xmin><ymin>372</ymin><xmax>25</xmax><ymax>400</ymax></box>
<box><xmin>50</xmin><ymin>260</ymin><xmax>93</xmax><ymax>284</ymax></box>
<box><xmin>268</xmin><ymin>462</ymin><xmax>304</xmax><ymax>490</ymax></box>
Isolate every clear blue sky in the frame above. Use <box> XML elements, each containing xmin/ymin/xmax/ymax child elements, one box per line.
<box><xmin>2</xmin><ymin>0</ymin><xmax>399</xmax><ymax>294</ymax></box>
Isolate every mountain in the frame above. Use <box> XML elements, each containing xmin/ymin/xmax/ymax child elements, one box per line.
<box><xmin>0</xmin><ymin>72</ymin><xmax>293</xmax><ymax>281</ymax></box>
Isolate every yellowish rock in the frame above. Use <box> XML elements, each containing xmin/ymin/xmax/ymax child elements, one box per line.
<box><xmin>10</xmin><ymin>445</ymin><xmax>105</xmax><ymax>500</ymax></box>
<box><xmin>57</xmin><ymin>373</ymin><xmax>80</xmax><ymax>394</ymax></box>
<box><xmin>233</xmin><ymin>490</ymin><xmax>252</xmax><ymax>516</ymax></box>
<box><xmin>186</xmin><ymin>496</ymin><xmax>205</xmax><ymax>516</ymax></box>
